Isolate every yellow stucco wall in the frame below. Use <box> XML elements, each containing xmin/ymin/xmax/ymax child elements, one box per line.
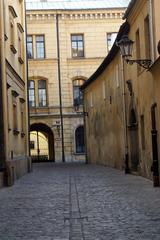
<box><xmin>0</xmin><ymin>0</ymin><xmax>30</xmax><ymax>186</ymax></box>
<box><xmin>84</xmin><ymin>53</ymin><xmax>125</xmax><ymax>169</ymax></box>
<box><xmin>83</xmin><ymin>0</ymin><xmax>160</xmax><ymax>181</ymax></box>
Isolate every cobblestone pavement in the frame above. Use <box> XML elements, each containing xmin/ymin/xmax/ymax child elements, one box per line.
<box><xmin>1</xmin><ymin>163</ymin><xmax>160</xmax><ymax>240</ymax></box>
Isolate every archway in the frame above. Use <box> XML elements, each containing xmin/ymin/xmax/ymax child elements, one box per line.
<box><xmin>30</xmin><ymin>123</ymin><xmax>55</xmax><ymax>162</ymax></box>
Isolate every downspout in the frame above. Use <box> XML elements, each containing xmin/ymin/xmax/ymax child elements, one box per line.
<box><xmin>82</xmin><ymin>93</ymin><xmax>88</xmax><ymax>164</ymax></box>
<box><xmin>121</xmin><ymin>55</ymin><xmax>129</xmax><ymax>173</ymax></box>
<box><xmin>24</xmin><ymin>1</ymin><xmax>32</xmax><ymax>172</ymax></box>
<box><xmin>0</xmin><ymin>0</ymin><xmax>6</xmax><ymax>171</ymax></box>
<box><xmin>56</xmin><ymin>14</ymin><xmax>65</xmax><ymax>162</ymax></box>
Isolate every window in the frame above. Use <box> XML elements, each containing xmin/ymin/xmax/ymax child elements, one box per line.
<box><xmin>13</xmin><ymin>104</ymin><xmax>17</xmax><ymax>130</ymax></box>
<box><xmin>107</xmin><ymin>32</ymin><xmax>117</xmax><ymax>51</ymax></box>
<box><xmin>18</xmin><ymin>30</ymin><xmax>22</xmax><ymax>57</ymax></box>
<box><xmin>29</xmin><ymin>80</ymin><xmax>35</xmax><ymax>107</ymax></box>
<box><xmin>75</xmin><ymin>126</ymin><xmax>85</xmax><ymax>153</ymax></box>
<box><xmin>38</xmin><ymin>80</ymin><xmax>47</xmax><ymax>107</ymax></box>
<box><xmin>27</xmin><ymin>36</ymin><xmax>33</xmax><ymax>59</ymax></box>
<box><xmin>71</xmin><ymin>34</ymin><xmax>84</xmax><ymax>58</ymax></box>
<box><xmin>144</xmin><ymin>15</ymin><xmax>151</xmax><ymax>59</ymax></box>
<box><xmin>73</xmin><ymin>79</ymin><xmax>85</xmax><ymax>107</ymax></box>
<box><xmin>36</xmin><ymin>35</ymin><xmax>45</xmax><ymax>59</ymax></box>
<box><xmin>29</xmin><ymin>79</ymin><xmax>47</xmax><ymax>107</ymax></box>
<box><xmin>10</xmin><ymin>20</ymin><xmax>17</xmax><ymax>54</ymax></box>
<box><xmin>27</xmin><ymin>35</ymin><xmax>45</xmax><ymax>59</ymax></box>
<box><xmin>12</xmin><ymin>90</ymin><xmax>19</xmax><ymax>134</ymax></box>
<box><xmin>18</xmin><ymin>29</ymin><xmax>24</xmax><ymax>63</ymax></box>
<box><xmin>20</xmin><ymin>100</ymin><xmax>25</xmax><ymax>133</ymax></box>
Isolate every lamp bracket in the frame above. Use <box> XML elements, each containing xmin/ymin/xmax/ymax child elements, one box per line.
<box><xmin>126</xmin><ymin>59</ymin><xmax>152</xmax><ymax>69</ymax></box>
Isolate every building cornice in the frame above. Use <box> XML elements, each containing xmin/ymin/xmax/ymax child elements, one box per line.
<box><xmin>26</xmin><ymin>11</ymin><xmax>124</xmax><ymax>21</ymax></box>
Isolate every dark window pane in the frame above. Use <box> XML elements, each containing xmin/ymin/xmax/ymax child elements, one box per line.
<box><xmin>77</xmin><ymin>35</ymin><xmax>83</xmax><ymax>41</ymax></box>
<box><xmin>75</xmin><ymin>126</ymin><xmax>85</xmax><ymax>153</ymax></box>
<box><xmin>38</xmin><ymin>80</ymin><xmax>47</xmax><ymax>107</ymax></box>
<box><xmin>27</xmin><ymin>36</ymin><xmax>33</xmax><ymax>59</ymax></box>
<box><xmin>38</xmin><ymin>80</ymin><xmax>46</xmax><ymax>88</ymax></box>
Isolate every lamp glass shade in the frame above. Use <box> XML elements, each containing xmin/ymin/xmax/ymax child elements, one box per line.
<box><xmin>117</xmin><ymin>35</ymin><xmax>134</xmax><ymax>58</ymax></box>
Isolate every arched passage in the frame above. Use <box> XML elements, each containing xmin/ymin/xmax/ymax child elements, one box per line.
<box><xmin>30</xmin><ymin>123</ymin><xmax>55</xmax><ymax>162</ymax></box>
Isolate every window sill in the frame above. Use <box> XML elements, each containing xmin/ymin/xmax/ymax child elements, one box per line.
<box><xmin>10</xmin><ymin>45</ymin><xmax>17</xmax><ymax>54</ymax></box>
<box><xmin>74</xmin><ymin>152</ymin><xmax>85</xmax><ymax>155</ymax></box>
<box><xmin>18</xmin><ymin>57</ymin><xmax>24</xmax><ymax>64</ymax></box>
<box><xmin>13</xmin><ymin>129</ymin><xmax>20</xmax><ymax>135</ymax></box>
<box><xmin>72</xmin><ymin>57</ymin><xmax>85</xmax><ymax>60</ymax></box>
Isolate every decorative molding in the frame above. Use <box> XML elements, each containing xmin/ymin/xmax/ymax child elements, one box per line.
<box><xmin>10</xmin><ymin>45</ymin><xmax>17</xmax><ymax>54</ymax></box>
<box><xmin>18</xmin><ymin>57</ymin><xmax>24</xmax><ymax>64</ymax></box>
<box><xmin>13</xmin><ymin>129</ymin><xmax>20</xmax><ymax>135</ymax></box>
<box><xmin>19</xmin><ymin>97</ymin><xmax>25</xmax><ymax>103</ymax></box>
<box><xmin>26</xmin><ymin>11</ymin><xmax>124</xmax><ymax>21</ymax></box>
<box><xmin>12</xmin><ymin>90</ymin><xmax>19</xmax><ymax>98</ymax></box>
<box><xmin>9</xmin><ymin>6</ymin><xmax>18</xmax><ymax>18</ymax></box>
<box><xmin>17</xmin><ymin>23</ymin><xmax>24</xmax><ymax>33</ymax></box>
<box><xmin>4</xmin><ymin>34</ymin><xmax>8</xmax><ymax>41</ymax></box>
<box><xmin>7</xmin><ymin>83</ymin><xmax>11</xmax><ymax>89</ymax></box>
<box><xmin>21</xmin><ymin>132</ymin><xmax>25</xmax><ymax>138</ymax></box>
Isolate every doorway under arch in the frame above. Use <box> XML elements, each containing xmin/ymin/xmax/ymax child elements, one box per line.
<box><xmin>30</xmin><ymin>123</ymin><xmax>55</xmax><ymax>162</ymax></box>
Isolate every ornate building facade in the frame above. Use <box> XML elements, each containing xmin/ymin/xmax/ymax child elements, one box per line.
<box><xmin>0</xmin><ymin>0</ymin><xmax>30</xmax><ymax>186</ymax></box>
<box><xmin>26</xmin><ymin>0</ymin><xmax>128</xmax><ymax>162</ymax></box>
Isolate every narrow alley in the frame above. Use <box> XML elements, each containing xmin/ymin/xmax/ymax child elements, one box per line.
<box><xmin>0</xmin><ymin>163</ymin><xmax>160</xmax><ymax>240</ymax></box>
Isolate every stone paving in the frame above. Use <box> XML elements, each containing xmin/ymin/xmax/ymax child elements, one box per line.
<box><xmin>0</xmin><ymin>163</ymin><xmax>160</xmax><ymax>239</ymax></box>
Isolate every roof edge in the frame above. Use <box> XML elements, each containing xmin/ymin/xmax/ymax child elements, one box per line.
<box><xmin>122</xmin><ymin>0</ymin><xmax>137</xmax><ymax>19</ymax></box>
<box><xmin>81</xmin><ymin>21</ymin><xmax>130</xmax><ymax>90</ymax></box>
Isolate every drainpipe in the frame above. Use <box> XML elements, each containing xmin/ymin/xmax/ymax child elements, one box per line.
<box><xmin>149</xmin><ymin>0</ymin><xmax>155</xmax><ymax>61</ymax></box>
<box><xmin>56</xmin><ymin>14</ymin><xmax>65</xmax><ymax>162</ymax></box>
<box><xmin>0</xmin><ymin>0</ymin><xmax>6</xmax><ymax>171</ymax></box>
<box><xmin>82</xmin><ymin>95</ymin><xmax>88</xmax><ymax>164</ymax></box>
<box><xmin>121</xmin><ymin>56</ymin><xmax>129</xmax><ymax>174</ymax></box>
<box><xmin>151</xmin><ymin>103</ymin><xmax>159</xmax><ymax>187</ymax></box>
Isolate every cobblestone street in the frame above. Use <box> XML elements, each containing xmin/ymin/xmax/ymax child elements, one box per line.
<box><xmin>0</xmin><ymin>163</ymin><xmax>160</xmax><ymax>239</ymax></box>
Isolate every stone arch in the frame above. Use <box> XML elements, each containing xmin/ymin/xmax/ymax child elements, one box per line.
<box><xmin>30</xmin><ymin>122</ymin><xmax>55</xmax><ymax>162</ymax></box>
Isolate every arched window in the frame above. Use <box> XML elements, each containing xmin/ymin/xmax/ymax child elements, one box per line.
<box><xmin>38</xmin><ymin>80</ymin><xmax>47</xmax><ymax>107</ymax></box>
<box><xmin>75</xmin><ymin>126</ymin><xmax>85</xmax><ymax>153</ymax></box>
<box><xmin>73</xmin><ymin>79</ymin><xmax>85</xmax><ymax>107</ymax></box>
<box><xmin>29</xmin><ymin>80</ymin><xmax>35</xmax><ymax>107</ymax></box>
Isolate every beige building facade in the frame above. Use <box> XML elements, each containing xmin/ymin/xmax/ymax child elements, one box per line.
<box><xmin>0</xmin><ymin>0</ymin><xmax>30</xmax><ymax>186</ymax></box>
<box><xmin>26</xmin><ymin>0</ymin><xmax>128</xmax><ymax>162</ymax></box>
<box><xmin>82</xmin><ymin>0</ymin><xmax>160</xmax><ymax>185</ymax></box>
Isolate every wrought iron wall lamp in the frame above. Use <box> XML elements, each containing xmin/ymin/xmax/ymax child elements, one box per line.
<box><xmin>117</xmin><ymin>35</ymin><xmax>152</xmax><ymax>69</ymax></box>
